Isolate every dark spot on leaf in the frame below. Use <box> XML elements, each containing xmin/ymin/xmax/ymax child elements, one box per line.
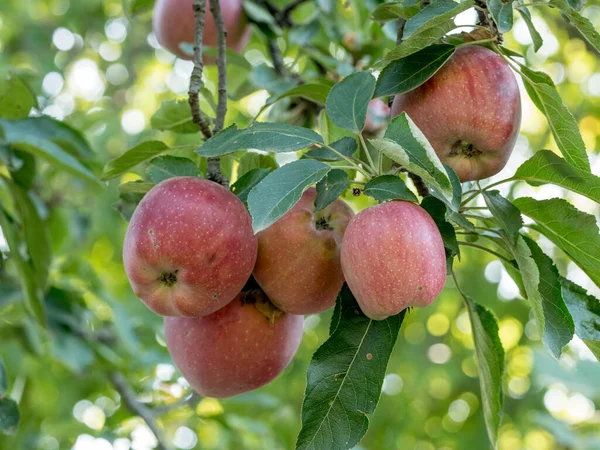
<box><xmin>366</xmin><ymin>353</ymin><xmax>373</xmax><ymax>360</ymax></box>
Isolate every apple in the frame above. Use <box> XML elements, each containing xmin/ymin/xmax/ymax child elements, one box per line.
<box><xmin>391</xmin><ymin>45</ymin><xmax>521</xmax><ymax>182</ymax></box>
<box><xmin>164</xmin><ymin>288</ymin><xmax>303</xmax><ymax>398</ymax></box>
<box><xmin>364</xmin><ymin>99</ymin><xmax>390</xmax><ymax>135</ymax></box>
<box><xmin>123</xmin><ymin>177</ymin><xmax>257</xmax><ymax>317</ymax></box>
<box><xmin>253</xmin><ymin>188</ymin><xmax>354</xmax><ymax>315</ymax></box>
<box><xmin>153</xmin><ymin>0</ymin><xmax>251</xmax><ymax>60</ymax></box>
<box><xmin>341</xmin><ymin>200</ymin><xmax>446</xmax><ymax>320</ymax></box>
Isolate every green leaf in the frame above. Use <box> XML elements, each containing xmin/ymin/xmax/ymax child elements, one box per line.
<box><xmin>519</xmin><ymin>66</ymin><xmax>590</xmax><ymax>172</ymax></box>
<box><xmin>146</xmin><ymin>156</ymin><xmax>201</xmax><ymax>184</ymax></box>
<box><xmin>230</xmin><ymin>168</ymin><xmax>270</xmax><ymax>203</ymax></box>
<box><xmin>150</xmin><ymin>100</ymin><xmax>201</xmax><ymax>134</ymax></box>
<box><xmin>483</xmin><ymin>190</ymin><xmax>523</xmax><ymax>245</ymax></box>
<box><xmin>364</xmin><ymin>175</ymin><xmax>418</xmax><ymax>203</ymax></box>
<box><xmin>237</xmin><ymin>152</ymin><xmax>278</xmax><ymax>177</ymax></box>
<box><xmin>117</xmin><ymin>181</ymin><xmax>155</xmax><ymax>195</ymax></box>
<box><xmin>0</xmin><ymin>358</ymin><xmax>7</xmax><ymax>397</ymax></box>
<box><xmin>371</xmin><ymin>0</ymin><xmax>420</xmax><ymax>22</ymax></box>
<box><xmin>375</xmin><ymin>45</ymin><xmax>455</xmax><ymax>97</ymax></box>
<box><xmin>259</xmin><ymin>83</ymin><xmax>333</xmax><ymax>116</ymax></box>
<box><xmin>296</xmin><ymin>286</ymin><xmax>406</xmax><ymax>450</ymax></box>
<box><xmin>403</xmin><ymin>0</ymin><xmax>474</xmax><ymax>38</ymax></box>
<box><xmin>0</xmin><ymin>208</ymin><xmax>45</xmax><ymax>325</ymax></box>
<box><xmin>248</xmin><ymin>159</ymin><xmax>330</xmax><ymax>233</ymax></box>
<box><xmin>550</xmin><ymin>0</ymin><xmax>600</xmax><ymax>52</ymax></box>
<box><xmin>370</xmin><ymin>113</ymin><xmax>453</xmax><ymax>207</ymax></box>
<box><xmin>0</xmin><ymin>397</ymin><xmax>20</xmax><ymax>435</ymax></box>
<box><xmin>304</xmin><ymin>137</ymin><xmax>358</xmax><ymax>161</ymax></box>
<box><xmin>124</xmin><ymin>0</ymin><xmax>154</xmax><ymax>15</ymax></box>
<box><xmin>488</xmin><ymin>0</ymin><xmax>514</xmax><ymax>33</ymax></box>
<box><xmin>0</xmin><ymin>119</ymin><xmax>97</xmax><ymax>183</ymax></box>
<box><xmin>0</xmin><ymin>73</ymin><xmax>36</xmax><ymax>120</ymax></box>
<box><xmin>102</xmin><ymin>141</ymin><xmax>169</xmax><ymax>180</ymax></box>
<box><xmin>523</xmin><ymin>237</ymin><xmax>574</xmax><ymax>358</ymax></box>
<box><xmin>518</xmin><ymin>5</ymin><xmax>543</xmax><ymax>52</ymax></box>
<box><xmin>513</xmin><ymin>197</ymin><xmax>600</xmax><ymax>287</ymax></box>
<box><xmin>382</xmin><ymin>19</ymin><xmax>455</xmax><ymax>62</ymax></box>
<box><xmin>326</xmin><ymin>72</ymin><xmax>376</xmax><ymax>133</ymax></box>
<box><xmin>198</xmin><ymin>123</ymin><xmax>324</xmax><ymax>157</ymax></box>
<box><xmin>315</xmin><ymin>170</ymin><xmax>349</xmax><ymax>211</ymax></box>
<box><xmin>465</xmin><ymin>298</ymin><xmax>504</xmax><ymax>447</ymax></box>
<box><xmin>8</xmin><ymin>150</ymin><xmax>36</xmax><ymax>190</ymax></box>
<box><xmin>514</xmin><ymin>150</ymin><xmax>600</xmax><ymax>204</ymax></box>
<box><xmin>421</xmin><ymin>196</ymin><xmax>459</xmax><ymax>258</ymax></box>
<box><xmin>560</xmin><ymin>278</ymin><xmax>600</xmax><ymax>360</ymax></box>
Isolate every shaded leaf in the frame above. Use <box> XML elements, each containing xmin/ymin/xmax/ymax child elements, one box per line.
<box><xmin>326</xmin><ymin>72</ymin><xmax>376</xmax><ymax>133</ymax></box>
<box><xmin>150</xmin><ymin>100</ymin><xmax>201</xmax><ymax>134</ymax></box>
<box><xmin>237</xmin><ymin>152</ymin><xmax>278</xmax><ymax>177</ymax></box>
<box><xmin>421</xmin><ymin>196</ymin><xmax>459</xmax><ymax>259</ymax></box>
<box><xmin>230</xmin><ymin>168</ymin><xmax>270</xmax><ymax>203</ymax></box>
<box><xmin>403</xmin><ymin>0</ymin><xmax>474</xmax><ymax>38</ymax></box>
<box><xmin>146</xmin><ymin>156</ymin><xmax>201</xmax><ymax>184</ymax></box>
<box><xmin>260</xmin><ymin>83</ymin><xmax>333</xmax><ymax>116</ymax></box>
<box><xmin>304</xmin><ymin>137</ymin><xmax>358</xmax><ymax>161</ymax></box>
<box><xmin>364</xmin><ymin>175</ymin><xmax>418</xmax><ymax>203</ymax></box>
<box><xmin>0</xmin><ymin>397</ymin><xmax>20</xmax><ymax>435</ymax></box>
<box><xmin>117</xmin><ymin>181</ymin><xmax>155</xmax><ymax>195</ymax></box>
<box><xmin>0</xmin><ymin>358</ymin><xmax>7</xmax><ymax>397</ymax></box>
<box><xmin>315</xmin><ymin>170</ymin><xmax>349</xmax><ymax>211</ymax></box>
<box><xmin>382</xmin><ymin>20</ymin><xmax>455</xmax><ymax>62</ymax></box>
<box><xmin>0</xmin><ymin>73</ymin><xmax>36</xmax><ymax>120</ymax></box>
<box><xmin>518</xmin><ymin>5</ymin><xmax>543</xmax><ymax>52</ymax></box>
<box><xmin>488</xmin><ymin>0</ymin><xmax>514</xmax><ymax>33</ymax></box>
<box><xmin>483</xmin><ymin>190</ymin><xmax>523</xmax><ymax>245</ymax></box>
<box><xmin>371</xmin><ymin>0</ymin><xmax>420</xmax><ymax>22</ymax></box>
<box><xmin>102</xmin><ymin>141</ymin><xmax>169</xmax><ymax>180</ymax></box>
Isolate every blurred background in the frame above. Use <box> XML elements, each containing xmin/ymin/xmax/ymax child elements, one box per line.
<box><xmin>0</xmin><ymin>0</ymin><xmax>599</xmax><ymax>449</ymax></box>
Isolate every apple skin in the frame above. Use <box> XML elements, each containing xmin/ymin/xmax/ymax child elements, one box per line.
<box><xmin>391</xmin><ymin>45</ymin><xmax>521</xmax><ymax>182</ymax></box>
<box><xmin>341</xmin><ymin>201</ymin><xmax>446</xmax><ymax>320</ymax></box>
<box><xmin>153</xmin><ymin>0</ymin><xmax>251</xmax><ymax>60</ymax></box>
<box><xmin>164</xmin><ymin>290</ymin><xmax>303</xmax><ymax>398</ymax></box>
<box><xmin>364</xmin><ymin>99</ymin><xmax>391</xmax><ymax>134</ymax></box>
<box><xmin>123</xmin><ymin>177</ymin><xmax>257</xmax><ymax>317</ymax></box>
<box><xmin>253</xmin><ymin>188</ymin><xmax>354</xmax><ymax>315</ymax></box>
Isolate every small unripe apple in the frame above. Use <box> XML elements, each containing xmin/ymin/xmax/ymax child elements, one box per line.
<box><xmin>391</xmin><ymin>45</ymin><xmax>521</xmax><ymax>182</ymax></box>
<box><xmin>253</xmin><ymin>188</ymin><xmax>354</xmax><ymax>315</ymax></box>
<box><xmin>164</xmin><ymin>289</ymin><xmax>303</xmax><ymax>398</ymax></box>
<box><xmin>153</xmin><ymin>0</ymin><xmax>251</xmax><ymax>60</ymax></box>
<box><xmin>341</xmin><ymin>201</ymin><xmax>446</xmax><ymax>320</ymax></box>
<box><xmin>364</xmin><ymin>99</ymin><xmax>390</xmax><ymax>135</ymax></box>
<box><xmin>123</xmin><ymin>177</ymin><xmax>257</xmax><ymax>317</ymax></box>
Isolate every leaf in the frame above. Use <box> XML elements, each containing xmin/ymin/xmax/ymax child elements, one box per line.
<box><xmin>230</xmin><ymin>168</ymin><xmax>270</xmax><ymax>203</ymax></box>
<box><xmin>102</xmin><ymin>141</ymin><xmax>169</xmax><ymax>180</ymax></box>
<box><xmin>421</xmin><ymin>196</ymin><xmax>459</xmax><ymax>258</ymax></box>
<box><xmin>259</xmin><ymin>83</ymin><xmax>333</xmax><ymax>116</ymax></box>
<box><xmin>465</xmin><ymin>298</ymin><xmax>504</xmax><ymax>447</ymax></box>
<box><xmin>124</xmin><ymin>0</ymin><xmax>154</xmax><ymax>15</ymax></box>
<box><xmin>0</xmin><ymin>397</ymin><xmax>20</xmax><ymax>435</ymax></box>
<box><xmin>514</xmin><ymin>150</ymin><xmax>600</xmax><ymax>204</ymax></box>
<box><xmin>0</xmin><ymin>73</ymin><xmax>36</xmax><ymax>120</ymax></box>
<box><xmin>518</xmin><ymin>6</ymin><xmax>543</xmax><ymax>52</ymax></box>
<box><xmin>382</xmin><ymin>19</ymin><xmax>456</xmax><ymax>62</ymax></box>
<box><xmin>326</xmin><ymin>72</ymin><xmax>376</xmax><ymax>133</ymax></box>
<box><xmin>523</xmin><ymin>237</ymin><xmax>574</xmax><ymax>358</ymax></box>
<box><xmin>247</xmin><ymin>159</ymin><xmax>330</xmax><ymax>233</ymax></box>
<box><xmin>237</xmin><ymin>152</ymin><xmax>278</xmax><ymax>177</ymax></box>
<box><xmin>550</xmin><ymin>0</ymin><xmax>600</xmax><ymax>53</ymax></box>
<box><xmin>9</xmin><ymin>150</ymin><xmax>36</xmax><ymax>190</ymax></box>
<box><xmin>150</xmin><ymin>100</ymin><xmax>200</xmax><ymax>134</ymax></box>
<box><xmin>364</xmin><ymin>175</ymin><xmax>418</xmax><ymax>203</ymax></box>
<box><xmin>0</xmin><ymin>358</ymin><xmax>7</xmax><ymax>397</ymax></box>
<box><xmin>117</xmin><ymin>181</ymin><xmax>155</xmax><ymax>195</ymax></box>
<box><xmin>375</xmin><ymin>44</ymin><xmax>455</xmax><ymax>97</ymax></box>
<box><xmin>0</xmin><ymin>119</ymin><xmax>97</xmax><ymax>183</ymax></box>
<box><xmin>513</xmin><ymin>197</ymin><xmax>600</xmax><ymax>287</ymax></box>
<box><xmin>304</xmin><ymin>137</ymin><xmax>358</xmax><ymax>161</ymax></box>
<box><xmin>315</xmin><ymin>170</ymin><xmax>349</xmax><ymax>211</ymax></box>
<box><xmin>520</xmin><ymin>66</ymin><xmax>590</xmax><ymax>172</ymax></box>
<box><xmin>198</xmin><ymin>123</ymin><xmax>323</xmax><ymax>157</ymax></box>
<box><xmin>146</xmin><ymin>156</ymin><xmax>201</xmax><ymax>184</ymax></box>
<box><xmin>403</xmin><ymin>0</ymin><xmax>474</xmax><ymax>38</ymax></box>
<box><xmin>371</xmin><ymin>0</ymin><xmax>421</xmax><ymax>22</ymax></box>
<box><xmin>482</xmin><ymin>190</ymin><xmax>523</xmax><ymax>245</ymax></box>
<box><xmin>560</xmin><ymin>278</ymin><xmax>600</xmax><ymax>360</ymax></box>
<box><xmin>488</xmin><ymin>0</ymin><xmax>514</xmax><ymax>33</ymax></box>
<box><xmin>296</xmin><ymin>286</ymin><xmax>406</xmax><ymax>450</ymax></box>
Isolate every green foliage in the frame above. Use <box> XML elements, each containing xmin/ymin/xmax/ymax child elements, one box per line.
<box><xmin>364</xmin><ymin>174</ymin><xmax>418</xmax><ymax>202</ymax></box>
<box><xmin>325</xmin><ymin>71</ymin><xmax>376</xmax><ymax>133</ymax></box>
<box><xmin>315</xmin><ymin>169</ymin><xmax>349</xmax><ymax>210</ymax></box>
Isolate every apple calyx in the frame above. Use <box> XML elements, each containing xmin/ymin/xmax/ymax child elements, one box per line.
<box><xmin>159</xmin><ymin>271</ymin><xmax>178</xmax><ymax>287</ymax></box>
<box><xmin>452</xmin><ymin>140</ymin><xmax>483</xmax><ymax>158</ymax></box>
<box><xmin>315</xmin><ymin>215</ymin><xmax>333</xmax><ymax>231</ymax></box>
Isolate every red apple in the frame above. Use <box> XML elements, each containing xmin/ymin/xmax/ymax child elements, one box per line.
<box><xmin>364</xmin><ymin>99</ymin><xmax>391</xmax><ymax>134</ymax></box>
<box><xmin>164</xmin><ymin>289</ymin><xmax>303</xmax><ymax>398</ymax></box>
<box><xmin>153</xmin><ymin>0</ymin><xmax>251</xmax><ymax>60</ymax></box>
<box><xmin>123</xmin><ymin>177</ymin><xmax>257</xmax><ymax>317</ymax></box>
<box><xmin>341</xmin><ymin>201</ymin><xmax>446</xmax><ymax>320</ymax></box>
<box><xmin>253</xmin><ymin>188</ymin><xmax>354</xmax><ymax>315</ymax></box>
<box><xmin>391</xmin><ymin>45</ymin><xmax>521</xmax><ymax>182</ymax></box>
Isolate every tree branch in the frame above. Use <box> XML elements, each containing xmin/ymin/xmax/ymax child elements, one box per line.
<box><xmin>268</xmin><ymin>40</ymin><xmax>286</xmax><ymax>75</ymax></box>
<box><xmin>109</xmin><ymin>372</ymin><xmax>171</xmax><ymax>450</ymax></box>
<box><xmin>280</xmin><ymin>0</ymin><xmax>310</xmax><ymax>22</ymax></box>
<box><xmin>207</xmin><ymin>0</ymin><xmax>229</xmax><ymax>187</ymax></box>
<box><xmin>188</xmin><ymin>0</ymin><xmax>213</xmax><ymax>140</ymax></box>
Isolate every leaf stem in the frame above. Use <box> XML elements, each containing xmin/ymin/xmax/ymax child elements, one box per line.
<box><xmin>318</xmin><ymin>143</ymin><xmax>373</xmax><ymax>178</ymax></box>
<box><xmin>359</xmin><ymin>133</ymin><xmax>379</xmax><ymax>176</ymax></box>
<box><xmin>458</xmin><ymin>241</ymin><xmax>514</xmax><ymax>264</ymax></box>
<box><xmin>461</xmin><ymin>177</ymin><xmax>515</xmax><ymax>206</ymax></box>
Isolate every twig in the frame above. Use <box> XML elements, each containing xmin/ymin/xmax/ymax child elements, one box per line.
<box><xmin>280</xmin><ymin>0</ymin><xmax>311</xmax><ymax>22</ymax></box>
<box><xmin>207</xmin><ymin>0</ymin><xmax>229</xmax><ymax>187</ymax></box>
<box><xmin>188</xmin><ymin>0</ymin><xmax>213</xmax><ymax>139</ymax></box>
<box><xmin>268</xmin><ymin>40</ymin><xmax>286</xmax><ymax>75</ymax></box>
<box><xmin>110</xmin><ymin>372</ymin><xmax>171</xmax><ymax>450</ymax></box>
<box><xmin>474</xmin><ymin>0</ymin><xmax>502</xmax><ymax>43</ymax></box>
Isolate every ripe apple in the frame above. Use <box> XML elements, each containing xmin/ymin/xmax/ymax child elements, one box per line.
<box><xmin>341</xmin><ymin>201</ymin><xmax>446</xmax><ymax>320</ymax></box>
<box><xmin>364</xmin><ymin>99</ymin><xmax>391</xmax><ymax>135</ymax></box>
<box><xmin>164</xmin><ymin>288</ymin><xmax>303</xmax><ymax>398</ymax></box>
<box><xmin>253</xmin><ymin>188</ymin><xmax>354</xmax><ymax>315</ymax></box>
<box><xmin>123</xmin><ymin>177</ymin><xmax>257</xmax><ymax>317</ymax></box>
<box><xmin>391</xmin><ymin>45</ymin><xmax>521</xmax><ymax>182</ymax></box>
<box><xmin>153</xmin><ymin>0</ymin><xmax>251</xmax><ymax>60</ymax></box>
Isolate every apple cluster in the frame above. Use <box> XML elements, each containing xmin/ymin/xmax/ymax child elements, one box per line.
<box><xmin>123</xmin><ymin>176</ymin><xmax>447</xmax><ymax>398</ymax></box>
